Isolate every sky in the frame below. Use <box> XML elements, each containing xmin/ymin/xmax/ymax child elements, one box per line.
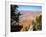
<box><xmin>17</xmin><ymin>5</ymin><xmax>42</xmax><ymax>11</ymax></box>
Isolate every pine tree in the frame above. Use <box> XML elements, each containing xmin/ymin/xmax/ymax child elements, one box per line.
<box><xmin>11</xmin><ymin>5</ymin><xmax>23</xmax><ymax>32</ymax></box>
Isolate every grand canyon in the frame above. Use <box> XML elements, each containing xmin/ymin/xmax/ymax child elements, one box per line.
<box><xmin>19</xmin><ymin>11</ymin><xmax>42</xmax><ymax>31</ymax></box>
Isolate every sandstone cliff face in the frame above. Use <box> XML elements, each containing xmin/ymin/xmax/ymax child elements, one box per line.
<box><xmin>19</xmin><ymin>13</ymin><xmax>33</xmax><ymax>31</ymax></box>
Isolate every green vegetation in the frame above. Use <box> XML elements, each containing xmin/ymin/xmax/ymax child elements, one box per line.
<box><xmin>11</xmin><ymin>5</ymin><xmax>23</xmax><ymax>32</ymax></box>
<box><xmin>32</xmin><ymin>15</ymin><xmax>42</xmax><ymax>31</ymax></box>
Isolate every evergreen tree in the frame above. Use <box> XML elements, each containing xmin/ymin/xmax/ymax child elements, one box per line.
<box><xmin>11</xmin><ymin>5</ymin><xmax>23</xmax><ymax>32</ymax></box>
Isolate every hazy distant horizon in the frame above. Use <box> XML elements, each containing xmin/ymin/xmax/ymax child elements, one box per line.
<box><xmin>19</xmin><ymin>10</ymin><xmax>42</xmax><ymax>15</ymax></box>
